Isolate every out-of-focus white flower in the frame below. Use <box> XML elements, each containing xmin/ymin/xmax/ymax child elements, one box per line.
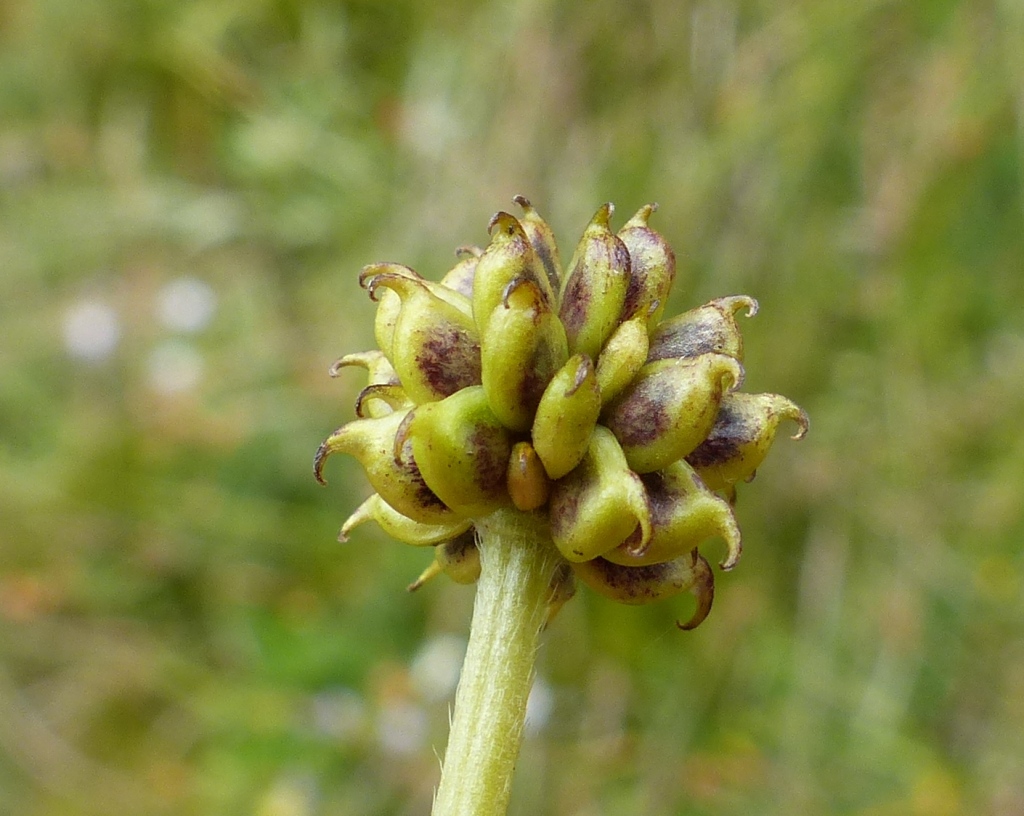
<box><xmin>410</xmin><ymin>634</ymin><xmax>466</xmax><ymax>702</ymax></box>
<box><xmin>156</xmin><ymin>277</ymin><xmax>217</xmax><ymax>334</ymax></box>
<box><xmin>63</xmin><ymin>299</ymin><xmax>121</xmax><ymax>362</ymax></box>
<box><xmin>525</xmin><ymin>675</ymin><xmax>554</xmax><ymax>736</ymax></box>
<box><xmin>310</xmin><ymin>687</ymin><xmax>366</xmax><ymax>744</ymax></box>
<box><xmin>376</xmin><ymin>700</ymin><xmax>427</xmax><ymax>756</ymax></box>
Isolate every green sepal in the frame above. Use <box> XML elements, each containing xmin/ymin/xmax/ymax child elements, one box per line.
<box><xmin>570</xmin><ymin>549</ymin><xmax>714</xmax><ymax>629</ymax></box>
<box><xmin>481</xmin><ymin>277</ymin><xmax>569</xmax><ymax>432</ymax></box>
<box><xmin>313</xmin><ymin>409</ymin><xmax>458</xmax><ymax>526</ymax></box>
<box><xmin>686</xmin><ymin>392</ymin><xmax>809</xmax><ymax>493</ymax></box>
<box><xmin>340</xmin><ymin>493</ymin><xmax>472</xmax><ymax>546</ymax></box>
<box><xmin>548</xmin><ymin>425</ymin><xmax>652</xmax><ymax>562</ymax></box>
<box><xmin>473</xmin><ymin>212</ymin><xmax>555</xmax><ymax>328</ymax></box>
<box><xmin>531</xmin><ymin>353</ymin><xmax>602</xmax><ymax>480</ymax></box>
<box><xmin>602</xmin><ymin>352</ymin><xmax>744</xmax><ymax>474</ymax></box>
<box><xmin>362</xmin><ymin>268</ymin><xmax>481</xmax><ymax>405</ymax></box>
<box><xmin>595</xmin><ymin>316</ymin><xmax>649</xmax><ymax>405</ymax></box>
<box><xmin>603</xmin><ymin>460</ymin><xmax>742</xmax><ymax>570</ymax></box>
<box><xmin>403</xmin><ymin>386</ymin><xmax>513</xmax><ymax>517</ymax></box>
<box><xmin>513</xmin><ymin>195</ymin><xmax>562</xmax><ymax>294</ymax></box>
<box><xmin>558</xmin><ymin>203</ymin><xmax>631</xmax><ymax>359</ymax></box>
<box><xmin>436</xmin><ymin>529</ymin><xmax>482</xmax><ymax>585</ymax></box>
<box><xmin>329</xmin><ymin>350</ymin><xmax>399</xmax><ymax>386</ymax></box>
<box><xmin>617</xmin><ymin>203</ymin><xmax>676</xmax><ymax>329</ymax></box>
<box><xmin>647</xmin><ymin>295</ymin><xmax>758</xmax><ymax>363</ymax></box>
<box><xmin>440</xmin><ymin>246</ymin><xmax>481</xmax><ymax>298</ymax></box>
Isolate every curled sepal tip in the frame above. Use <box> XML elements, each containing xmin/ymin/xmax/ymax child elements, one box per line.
<box><xmin>513</xmin><ymin>195</ymin><xmax>562</xmax><ymax>295</ymax></box>
<box><xmin>603</xmin><ymin>353</ymin><xmax>744</xmax><ymax>474</ymax></box>
<box><xmin>480</xmin><ymin>277</ymin><xmax>569</xmax><ymax>432</ymax></box>
<box><xmin>604</xmin><ymin>460</ymin><xmax>741</xmax><ymax>570</ymax></box>
<box><xmin>559</xmin><ymin>203</ymin><xmax>632</xmax><ymax>360</ymax></box>
<box><xmin>354</xmin><ymin>383</ymin><xmax>412</xmax><ymax>418</ymax></box>
<box><xmin>570</xmin><ymin>549</ymin><xmax>715</xmax><ymax>630</ymax></box>
<box><xmin>341</xmin><ymin>493</ymin><xmax>472</xmax><ymax>547</ymax></box>
<box><xmin>402</xmin><ymin>386</ymin><xmax>512</xmax><ymax>517</ymax></box>
<box><xmin>531</xmin><ymin>353</ymin><xmax>602</xmax><ymax>480</ymax></box>
<box><xmin>314</xmin><ymin>409</ymin><xmax>457</xmax><ymax>526</ymax></box>
<box><xmin>617</xmin><ymin>203</ymin><xmax>677</xmax><ymax>329</ymax></box>
<box><xmin>549</xmin><ymin>425</ymin><xmax>652</xmax><ymax>562</ymax></box>
<box><xmin>648</xmin><ymin>295</ymin><xmax>759</xmax><ymax>363</ymax></box>
<box><xmin>329</xmin><ymin>351</ymin><xmax>399</xmax><ymax>385</ymax></box>
<box><xmin>363</xmin><ymin>268</ymin><xmax>481</xmax><ymax>405</ymax></box>
<box><xmin>685</xmin><ymin>392</ymin><xmax>809</xmax><ymax>493</ymax></box>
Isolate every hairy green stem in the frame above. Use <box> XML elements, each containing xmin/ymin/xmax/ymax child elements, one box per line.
<box><xmin>431</xmin><ymin>508</ymin><xmax>562</xmax><ymax>816</ymax></box>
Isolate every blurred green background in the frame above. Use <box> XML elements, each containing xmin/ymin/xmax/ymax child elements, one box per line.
<box><xmin>2</xmin><ymin>1</ymin><xmax>1023</xmax><ymax>814</ymax></box>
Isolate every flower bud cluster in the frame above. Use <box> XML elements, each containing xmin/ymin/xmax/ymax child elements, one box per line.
<box><xmin>316</xmin><ymin>199</ymin><xmax>807</xmax><ymax>629</ymax></box>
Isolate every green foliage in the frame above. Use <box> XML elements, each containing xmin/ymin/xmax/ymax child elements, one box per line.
<box><xmin>2</xmin><ymin>1</ymin><xmax>1023</xmax><ymax>814</ymax></box>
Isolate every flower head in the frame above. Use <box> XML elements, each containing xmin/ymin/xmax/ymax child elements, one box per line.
<box><xmin>316</xmin><ymin>199</ymin><xmax>807</xmax><ymax>629</ymax></box>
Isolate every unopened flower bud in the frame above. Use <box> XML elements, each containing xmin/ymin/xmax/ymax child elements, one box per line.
<box><xmin>686</xmin><ymin>392</ymin><xmax>809</xmax><ymax>494</ymax></box>
<box><xmin>647</xmin><ymin>295</ymin><xmax>758</xmax><ymax>363</ymax></box>
<box><xmin>362</xmin><ymin>267</ymin><xmax>481</xmax><ymax>405</ymax></box>
<box><xmin>341</xmin><ymin>493</ymin><xmax>472</xmax><ymax>546</ymax></box>
<box><xmin>513</xmin><ymin>195</ymin><xmax>562</xmax><ymax>294</ymax></box>
<box><xmin>314</xmin><ymin>409</ymin><xmax>456</xmax><ymax>526</ymax></box>
<box><xmin>436</xmin><ymin>529</ymin><xmax>482</xmax><ymax>585</ymax></box>
<box><xmin>506</xmin><ymin>441</ymin><xmax>551</xmax><ymax>512</ymax></box>
<box><xmin>402</xmin><ymin>386</ymin><xmax>512</xmax><ymax>517</ymax></box>
<box><xmin>604</xmin><ymin>460</ymin><xmax>741</xmax><ymax>570</ymax></box>
<box><xmin>549</xmin><ymin>425</ymin><xmax>651</xmax><ymax>562</ymax></box>
<box><xmin>480</xmin><ymin>277</ymin><xmax>569</xmax><ymax>432</ymax></box>
<box><xmin>440</xmin><ymin>246</ymin><xmax>482</xmax><ymax>298</ymax></box>
<box><xmin>558</xmin><ymin>204</ymin><xmax>631</xmax><ymax>359</ymax></box>
<box><xmin>407</xmin><ymin>529</ymin><xmax>481</xmax><ymax>591</ymax></box>
<box><xmin>570</xmin><ymin>548</ymin><xmax>714</xmax><ymax>629</ymax></box>
<box><xmin>531</xmin><ymin>353</ymin><xmax>602</xmax><ymax>480</ymax></box>
<box><xmin>617</xmin><ymin>204</ymin><xmax>676</xmax><ymax>329</ymax></box>
<box><xmin>473</xmin><ymin>212</ymin><xmax>555</xmax><ymax>326</ymax></box>
<box><xmin>595</xmin><ymin>316</ymin><xmax>649</xmax><ymax>405</ymax></box>
<box><xmin>603</xmin><ymin>353</ymin><xmax>744</xmax><ymax>474</ymax></box>
<box><xmin>320</xmin><ymin>198</ymin><xmax>807</xmax><ymax>624</ymax></box>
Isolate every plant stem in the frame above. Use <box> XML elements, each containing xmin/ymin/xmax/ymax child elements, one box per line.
<box><xmin>431</xmin><ymin>508</ymin><xmax>563</xmax><ymax>816</ymax></box>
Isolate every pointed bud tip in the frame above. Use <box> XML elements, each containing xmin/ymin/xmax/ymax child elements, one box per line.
<box><xmin>566</xmin><ymin>354</ymin><xmax>595</xmax><ymax>396</ymax></box>
<box><xmin>392</xmin><ymin>410</ymin><xmax>415</xmax><ymax>466</ymax></box>
<box><xmin>789</xmin><ymin>406</ymin><xmax>810</xmax><ymax>440</ymax></box>
<box><xmin>711</xmin><ymin>354</ymin><xmax>746</xmax><ymax>392</ymax></box>
<box><xmin>676</xmin><ymin>552</ymin><xmax>715</xmax><ymax>630</ymax></box>
<box><xmin>623</xmin><ymin>203</ymin><xmax>658</xmax><ymax>229</ymax></box>
<box><xmin>588</xmin><ymin>202</ymin><xmax>615</xmax><ymax>230</ymax></box>
<box><xmin>313</xmin><ymin>436</ymin><xmax>338</xmax><ymax>485</ymax></box>
<box><xmin>512</xmin><ymin>194</ymin><xmax>535</xmax><ymax>213</ymax></box>
<box><xmin>359</xmin><ymin>263</ymin><xmax>420</xmax><ymax>297</ymax></box>
<box><xmin>487</xmin><ymin>211</ymin><xmax>524</xmax><ymax>238</ymax></box>
<box><xmin>718</xmin><ymin>295</ymin><xmax>759</xmax><ymax>318</ymax></box>
<box><xmin>329</xmin><ymin>351</ymin><xmax>384</xmax><ymax>378</ymax></box>
<box><xmin>455</xmin><ymin>245</ymin><xmax>483</xmax><ymax>258</ymax></box>
<box><xmin>719</xmin><ymin>534</ymin><xmax>743</xmax><ymax>571</ymax></box>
